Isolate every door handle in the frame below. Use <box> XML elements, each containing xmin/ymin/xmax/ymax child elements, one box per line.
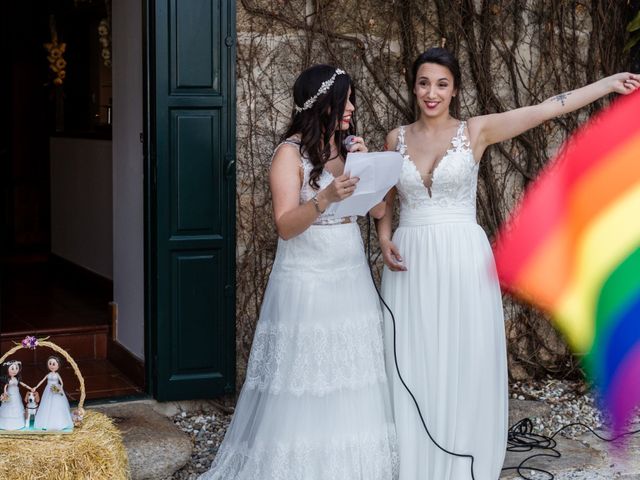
<box><xmin>224</xmin><ymin>155</ymin><xmax>236</xmax><ymax>178</ymax></box>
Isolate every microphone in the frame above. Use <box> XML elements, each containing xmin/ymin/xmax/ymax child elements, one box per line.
<box><xmin>343</xmin><ymin>135</ymin><xmax>357</xmax><ymax>151</ymax></box>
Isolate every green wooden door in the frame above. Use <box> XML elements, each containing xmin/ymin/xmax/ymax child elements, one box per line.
<box><xmin>147</xmin><ymin>0</ymin><xmax>236</xmax><ymax>400</ymax></box>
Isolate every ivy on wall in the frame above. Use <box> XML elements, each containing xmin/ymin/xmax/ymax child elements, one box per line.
<box><xmin>234</xmin><ymin>0</ymin><xmax>633</xmax><ymax>387</ymax></box>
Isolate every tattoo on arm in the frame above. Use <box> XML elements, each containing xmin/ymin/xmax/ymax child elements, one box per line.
<box><xmin>552</xmin><ymin>92</ymin><xmax>571</xmax><ymax>106</ymax></box>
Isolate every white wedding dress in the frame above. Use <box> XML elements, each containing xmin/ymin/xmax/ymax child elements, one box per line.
<box><xmin>33</xmin><ymin>372</ymin><xmax>73</xmax><ymax>431</ymax></box>
<box><xmin>381</xmin><ymin>122</ymin><xmax>507</xmax><ymax>479</ymax></box>
<box><xmin>199</xmin><ymin>140</ymin><xmax>398</xmax><ymax>480</ymax></box>
<box><xmin>0</xmin><ymin>377</ymin><xmax>25</xmax><ymax>430</ymax></box>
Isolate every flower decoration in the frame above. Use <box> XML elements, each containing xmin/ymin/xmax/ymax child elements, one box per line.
<box><xmin>98</xmin><ymin>18</ymin><xmax>112</xmax><ymax>68</ymax></box>
<box><xmin>18</xmin><ymin>335</ymin><xmax>50</xmax><ymax>349</ymax></box>
<box><xmin>0</xmin><ymin>393</ymin><xmax>9</xmax><ymax>403</ymax></box>
<box><xmin>21</xmin><ymin>336</ymin><xmax>39</xmax><ymax>350</ymax></box>
<box><xmin>72</xmin><ymin>407</ymin><xmax>85</xmax><ymax>426</ymax></box>
<box><xmin>51</xmin><ymin>384</ymin><xmax>64</xmax><ymax>395</ymax></box>
<box><xmin>44</xmin><ymin>31</ymin><xmax>67</xmax><ymax>86</ymax></box>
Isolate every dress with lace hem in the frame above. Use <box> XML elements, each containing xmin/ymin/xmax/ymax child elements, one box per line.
<box><xmin>199</xmin><ymin>139</ymin><xmax>398</xmax><ymax>480</ymax></box>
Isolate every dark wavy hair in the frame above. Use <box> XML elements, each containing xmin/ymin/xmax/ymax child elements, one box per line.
<box><xmin>412</xmin><ymin>48</ymin><xmax>462</xmax><ymax>116</ymax></box>
<box><xmin>283</xmin><ymin>64</ymin><xmax>355</xmax><ymax>189</ymax></box>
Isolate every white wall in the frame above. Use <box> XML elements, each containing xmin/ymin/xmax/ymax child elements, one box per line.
<box><xmin>50</xmin><ymin>137</ymin><xmax>113</xmax><ymax>279</ymax></box>
<box><xmin>112</xmin><ymin>0</ymin><xmax>144</xmax><ymax>360</ymax></box>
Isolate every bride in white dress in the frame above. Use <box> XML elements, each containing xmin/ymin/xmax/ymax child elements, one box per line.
<box><xmin>199</xmin><ymin>64</ymin><xmax>398</xmax><ymax>480</ymax></box>
<box><xmin>33</xmin><ymin>356</ymin><xmax>74</xmax><ymax>431</ymax></box>
<box><xmin>0</xmin><ymin>361</ymin><xmax>29</xmax><ymax>430</ymax></box>
<box><xmin>376</xmin><ymin>48</ymin><xmax>640</xmax><ymax>479</ymax></box>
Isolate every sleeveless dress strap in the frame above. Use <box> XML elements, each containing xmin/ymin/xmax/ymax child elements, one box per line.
<box><xmin>396</xmin><ymin>126</ymin><xmax>407</xmax><ymax>155</ymax></box>
<box><xmin>451</xmin><ymin>120</ymin><xmax>471</xmax><ymax>153</ymax></box>
<box><xmin>454</xmin><ymin>121</ymin><xmax>467</xmax><ymax>142</ymax></box>
<box><xmin>271</xmin><ymin>138</ymin><xmax>305</xmax><ymax>168</ymax></box>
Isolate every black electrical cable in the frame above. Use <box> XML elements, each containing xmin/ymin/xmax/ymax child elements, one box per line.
<box><xmin>502</xmin><ymin>417</ymin><xmax>640</xmax><ymax>480</ymax></box>
<box><xmin>365</xmin><ymin>215</ymin><xmax>476</xmax><ymax>480</ymax></box>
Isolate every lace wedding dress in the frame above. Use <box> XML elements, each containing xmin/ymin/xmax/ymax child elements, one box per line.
<box><xmin>0</xmin><ymin>377</ymin><xmax>25</xmax><ymax>430</ymax></box>
<box><xmin>381</xmin><ymin>122</ymin><xmax>507</xmax><ymax>479</ymax></box>
<box><xmin>199</xmin><ymin>140</ymin><xmax>398</xmax><ymax>480</ymax></box>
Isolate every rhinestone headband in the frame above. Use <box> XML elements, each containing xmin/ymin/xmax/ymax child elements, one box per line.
<box><xmin>294</xmin><ymin>68</ymin><xmax>346</xmax><ymax>113</ymax></box>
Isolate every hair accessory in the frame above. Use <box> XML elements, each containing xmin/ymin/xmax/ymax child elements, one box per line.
<box><xmin>295</xmin><ymin>68</ymin><xmax>346</xmax><ymax>113</ymax></box>
<box><xmin>2</xmin><ymin>360</ymin><xmax>21</xmax><ymax>367</ymax></box>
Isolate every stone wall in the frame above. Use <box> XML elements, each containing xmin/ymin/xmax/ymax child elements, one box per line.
<box><xmin>233</xmin><ymin>0</ymin><xmax>633</xmax><ymax>387</ymax></box>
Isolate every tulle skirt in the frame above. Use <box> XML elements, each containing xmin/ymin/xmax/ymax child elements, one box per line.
<box><xmin>0</xmin><ymin>383</ymin><xmax>25</xmax><ymax>430</ymax></box>
<box><xmin>381</xmin><ymin>209</ymin><xmax>507</xmax><ymax>480</ymax></box>
<box><xmin>33</xmin><ymin>379</ymin><xmax>73</xmax><ymax>431</ymax></box>
<box><xmin>200</xmin><ymin>222</ymin><xmax>398</xmax><ymax>480</ymax></box>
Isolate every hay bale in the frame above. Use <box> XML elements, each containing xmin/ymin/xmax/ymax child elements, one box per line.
<box><xmin>0</xmin><ymin>410</ymin><xmax>129</xmax><ymax>480</ymax></box>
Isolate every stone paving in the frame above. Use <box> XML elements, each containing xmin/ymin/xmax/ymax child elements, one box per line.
<box><xmin>502</xmin><ymin>399</ymin><xmax>640</xmax><ymax>480</ymax></box>
<box><xmin>94</xmin><ymin>383</ymin><xmax>640</xmax><ymax>480</ymax></box>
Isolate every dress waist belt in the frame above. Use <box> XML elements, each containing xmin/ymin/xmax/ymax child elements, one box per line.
<box><xmin>399</xmin><ymin>207</ymin><xmax>476</xmax><ymax>226</ymax></box>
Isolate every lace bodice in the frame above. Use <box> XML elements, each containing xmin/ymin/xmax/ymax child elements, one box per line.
<box><xmin>47</xmin><ymin>372</ymin><xmax>60</xmax><ymax>384</ymax></box>
<box><xmin>276</xmin><ymin>139</ymin><xmax>356</xmax><ymax>225</ymax></box>
<box><xmin>395</xmin><ymin>121</ymin><xmax>478</xmax><ymax>215</ymax></box>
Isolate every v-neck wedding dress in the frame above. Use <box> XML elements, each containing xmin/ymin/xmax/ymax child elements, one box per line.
<box><xmin>381</xmin><ymin>122</ymin><xmax>508</xmax><ymax>479</ymax></box>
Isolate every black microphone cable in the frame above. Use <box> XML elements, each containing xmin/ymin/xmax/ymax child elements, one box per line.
<box><xmin>501</xmin><ymin>415</ymin><xmax>640</xmax><ymax>479</ymax></box>
<box><xmin>365</xmin><ymin>214</ymin><xmax>476</xmax><ymax>480</ymax></box>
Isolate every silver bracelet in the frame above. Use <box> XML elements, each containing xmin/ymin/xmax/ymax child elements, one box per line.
<box><xmin>311</xmin><ymin>196</ymin><xmax>325</xmax><ymax>214</ymax></box>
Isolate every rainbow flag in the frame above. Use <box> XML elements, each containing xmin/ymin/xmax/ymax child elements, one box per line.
<box><xmin>494</xmin><ymin>91</ymin><xmax>640</xmax><ymax>435</ymax></box>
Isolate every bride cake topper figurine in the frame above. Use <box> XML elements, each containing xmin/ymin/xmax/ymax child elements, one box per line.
<box><xmin>32</xmin><ymin>355</ymin><xmax>74</xmax><ymax>431</ymax></box>
<box><xmin>0</xmin><ymin>360</ymin><xmax>32</xmax><ymax>430</ymax></box>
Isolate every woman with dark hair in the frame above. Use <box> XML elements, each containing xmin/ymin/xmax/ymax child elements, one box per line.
<box><xmin>376</xmin><ymin>47</ymin><xmax>639</xmax><ymax>479</ymax></box>
<box><xmin>199</xmin><ymin>64</ymin><xmax>398</xmax><ymax>480</ymax></box>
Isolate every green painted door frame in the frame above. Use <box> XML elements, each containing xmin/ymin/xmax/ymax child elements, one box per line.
<box><xmin>145</xmin><ymin>0</ymin><xmax>236</xmax><ymax>401</ymax></box>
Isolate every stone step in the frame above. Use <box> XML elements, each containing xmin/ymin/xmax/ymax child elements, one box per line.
<box><xmin>94</xmin><ymin>402</ymin><xmax>193</xmax><ymax>480</ymax></box>
<box><xmin>1</xmin><ymin>325</ymin><xmax>109</xmax><ymax>362</ymax></box>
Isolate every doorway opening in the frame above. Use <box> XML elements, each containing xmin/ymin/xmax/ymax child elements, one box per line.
<box><xmin>1</xmin><ymin>0</ymin><xmax>144</xmax><ymax>401</ymax></box>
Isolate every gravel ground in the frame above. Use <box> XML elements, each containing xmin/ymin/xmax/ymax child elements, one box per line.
<box><xmin>511</xmin><ymin>377</ymin><xmax>640</xmax><ymax>438</ymax></box>
<box><xmin>164</xmin><ymin>378</ymin><xmax>640</xmax><ymax>479</ymax></box>
<box><xmin>510</xmin><ymin>377</ymin><xmax>606</xmax><ymax>437</ymax></box>
<box><xmin>162</xmin><ymin>405</ymin><xmax>234</xmax><ymax>480</ymax></box>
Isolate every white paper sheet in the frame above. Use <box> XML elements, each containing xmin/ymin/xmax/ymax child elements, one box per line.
<box><xmin>325</xmin><ymin>151</ymin><xmax>403</xmax><ymax>218</ymax></box>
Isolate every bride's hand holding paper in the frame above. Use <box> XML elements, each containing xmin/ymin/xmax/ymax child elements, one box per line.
<box><xmin>325</xmin><ymin>151</ymin><xmax>404</xmax><ymax>218</ymax></box>
<box><xmin>316</xmin><ymin>174</ymin><xmax>360</xmax><ymax>208</ymax></box>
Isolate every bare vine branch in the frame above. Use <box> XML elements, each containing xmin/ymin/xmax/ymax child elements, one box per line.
<box><xmin>235</xmin><ymin>0</ymin><xmax>629</xmax><ymax>387</ymax></box>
